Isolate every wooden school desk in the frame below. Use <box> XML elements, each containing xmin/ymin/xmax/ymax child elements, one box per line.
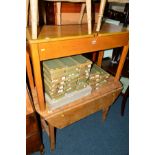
<box><xmin>26</xmin><ymin>23</ymin><xmax>129</xmax><ymax>150</ymax></box>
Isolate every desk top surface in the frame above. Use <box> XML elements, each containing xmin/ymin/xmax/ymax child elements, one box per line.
<box><xmin>26</xmin><ymin>23</ymin><xmax>128</xmax><ymax>43</ymax></box>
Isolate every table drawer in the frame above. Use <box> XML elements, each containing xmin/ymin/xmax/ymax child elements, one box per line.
<box><xmin>38</xmin><ymin>33</ymin><xmax>128</xmax><ymax>61</ymax></box>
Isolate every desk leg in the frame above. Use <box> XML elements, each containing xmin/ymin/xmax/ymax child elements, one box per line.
<box><xmin>121</xmin><ymin>86</ymin><xmax>129</xmax><ymax>116</ymax></box>
<box><xmin>49</xmin><ymin>124</ymin><xmax>55</xmax><ymax>151</ymax></box>
<box><xmin>40</xmin><ymin>144</ymin><xmax>44</xmax><ymax>155</ymax></box>
<box><xmin>102</xmin><ymin>107</ymin><xmax>109</xmax><ymax>121</ymax></box>
<box><xmin>92</xmin><ymin>52</ymin><xmax>97</xmax><ymax>62</ymax></box>
<box><xmin>97</xmin><ymin>51</ymin><xmax>104</xmax><ymax>67</ymax></box>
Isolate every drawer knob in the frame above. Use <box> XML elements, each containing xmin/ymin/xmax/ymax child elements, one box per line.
<box><xmin>41</xmin><ymin>48</ymin><xmax>45</xmax><ymax>52</ymax></box>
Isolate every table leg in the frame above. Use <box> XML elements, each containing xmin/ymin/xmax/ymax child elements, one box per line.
<box><xmin>92</xmin><ymin>52</ymin><xmax>97</xmax><ymax>62</ymax></box>
<box><xmin>79</xmin><ymin>3</ymin><xmax>86</xmax><ymax>24</ymax></box>
<box><xmin>86</xmin><ymin>0</ymin><xmax>92</xmax><ymax>34</ymax></box>
<box><xmin>39</xmin><ymin>144</ymin><xmax>44</xmax><ymax>155</ymax></box>
<box><xmin>121</xmin><ymin>86</ymin><xmax>129</xmax><ymax>116</ymax></box>
<box><xmin>30</xmin><ymin>0</ymin><xmax>38</xmax><ymax>39</ymax></box>
<box><xmin>96</xmin><ymin>0</ymin><xmax>106</xmax><ymax>32</ymax></box>
<box><xmin>49</xmin><ymin>124</ymin><xmax>55</xmax><ymax>151</ymax></box>
<box><xmin>56</xmin><ymin>2</ymin><xmax>61</xmax><ymax>25</ymax></box>
<box><xmin>97</xmin><ymin>51</ymin><xmax>104</xmax><ymax>67</ymax></box>
<box><xmin>26</xmin><ymin>0</ymin><xmax>29</xmax><ymax>26</ymax></box>
<box><xmin>102</xmin><ymin>107</ymin><xmax>109</xmax><ymax>121</ymax></box>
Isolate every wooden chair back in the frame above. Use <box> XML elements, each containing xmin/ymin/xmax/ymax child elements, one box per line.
<box><xmin>44</xmin><ymin>0</ymin><xmax>92</xmax><ymax>34</ymax></box>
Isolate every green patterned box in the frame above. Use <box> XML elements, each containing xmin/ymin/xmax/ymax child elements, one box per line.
<box><xmin>44</xmin><ymin>86</ymin><xmax>65</xmax><ymax>100</ymax></box>
<box><xmin>42</xmin><ymin>56</ymin><xmax>93</xmax><ymax>100</ymax></box>
<box><xmin>71</xmin><ymin>55</ymin><xmax>92</xmax><ymax>70</ymax></box>
<box><xmin>43</xmin><ymin>66</ymin><xmax>66</xmax><ymax>80</ymax></box>
<box><xmin>59</xmin><ymin>57</ymin><xmax>80</xmax><ymax>73</ymax></box>
<box><xmin>88</xmin><ymin>64</ymin><xmax>110</xmax><ymax>90</ymax></box>
<box><xmin>43</xmin><ymin>58</ymin><xmax>65</xmax><ymax>78</ymax></box>
<box><xmin>89</xmin><ymin>64</ymin><xmax>110</xmax><ymax>83</ymax></box>
<box><xmin>44</xmin><ymin>78</ymin><xmax>64</xmax><ymax>91</ymax></box>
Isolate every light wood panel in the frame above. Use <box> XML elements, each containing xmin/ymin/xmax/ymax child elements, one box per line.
<box><xmin>38</xmin><ymin>32</ymin><xmax>128</xmax><ymax>61</ymax></box>
<box><xmin>27</xmin><ymin>23</ymin><xmax>128</xmax><ymax>43</ymax></box>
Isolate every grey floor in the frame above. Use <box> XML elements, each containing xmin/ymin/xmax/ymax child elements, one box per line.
<box><xmin>32</xmin><ymin>96</ymin><xmax>129</xmax><ymax>155</ymax></box>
